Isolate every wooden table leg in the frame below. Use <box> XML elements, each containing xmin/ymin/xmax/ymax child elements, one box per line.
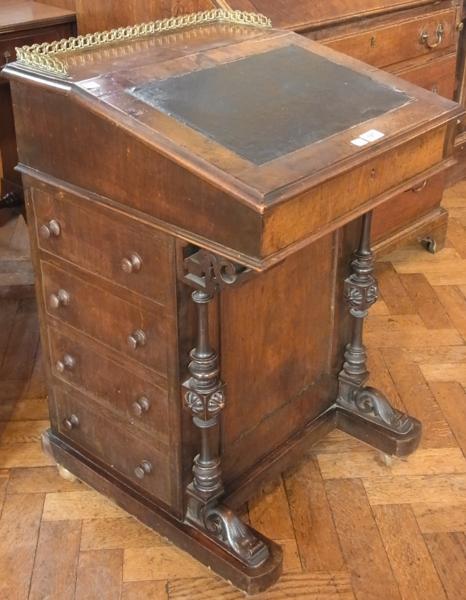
<box><xmin>336</xmin><ymin>212</ymin><xmax>422</xmax><ymax>457</ymax></box>
<box><xmin>181</xmin><ymin>250</ymin><xmax>283</xmax><ymax>591</ymax></box>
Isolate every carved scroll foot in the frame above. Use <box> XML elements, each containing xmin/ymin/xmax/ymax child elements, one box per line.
<box><xmin>186</xmin><ymin>493</ymin><xmax>271</xmax><ymax>568</ymax></box>
<box><xmin>336</xmin><ymin>383</ymin><xmax>422</xmax><ymax>457</ymax></box>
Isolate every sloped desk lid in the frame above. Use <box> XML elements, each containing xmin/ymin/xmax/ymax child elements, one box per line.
<box><xmin>4</xmin><ymin>15</ymin><xmax>463</xmax><ymax>268</ymax></box>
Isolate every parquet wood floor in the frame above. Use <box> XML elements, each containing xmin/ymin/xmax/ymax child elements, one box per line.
<box><xmin>1</xmin><ymin>184</ymin><xmax>466</xmax><ymax>599</ymax></box>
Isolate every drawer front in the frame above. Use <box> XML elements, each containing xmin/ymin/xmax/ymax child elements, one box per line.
<box><xmin>372</xmin><ymin>170</ymin><xmax>444</xmax><ymax>241</ymax></box>
<box><xmin>231</xmin><ymin>1</ymin><xmax>447</xmax><ymax>30</ymax></box>
<box><xmin>394</xmin><ymin>53</ymin><xmax>457</xmax><ymax>99</ymax></box>
<box><xmin>54</xmin><ymin>385</ymin><xmax>171</xmax><ymax>504</ymax></box>
<box><xmin>0</xmin><ymin>24</ymin><xmax>74</xmax><ymax>69</ymax></box>
<box><xmin>262</xmin><ymin>125</ymin><xmax>447</xmax><ymax>255</ymax></box>
<box><xmin>41</xmin><ymin>261</ymin><xmax>169</xmax><ymax>374</ymax></box>
<box><xmin>49</xmin><ymin>327</ymin><xmax>169</xmax><ymax>442</ymax></box>
<box><xmin>323</xmin><ymin>8</ymin><xmax>458</xmax><ymax>69</ymax></box>
<box><xmin>33</xmin><ymin>188</ymin><xmax>172</xmax><ymax>306</ymax></box>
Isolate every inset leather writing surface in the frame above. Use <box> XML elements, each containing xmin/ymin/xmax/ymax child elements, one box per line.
<box><xmin>129</xmin><ymin>44</ymin><xmax>410</xmax><ymax>165</ymax></box>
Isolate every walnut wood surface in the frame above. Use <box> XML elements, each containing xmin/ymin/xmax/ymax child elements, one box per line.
<box><xmin>4</xmin><ymin>19</ymin><xmax>463</xmax><ymax>593</ymax></box>
<box><xmin>0</xmin><ymin>1</ymin><xmax>75</xmax><ymax>34</ymax></box>
<box><xmin>0</xmin><ymin>1</ymin><xmax>76</xmax><ymax>296</ymax></box>
<box><xmin>75</xmin><ymin>0</ymin><xmax>217</xmax><ymax>34</ymax></box>
<box><xmin>224</xmin><ymin>0</ymin><xmax>458</xmax><ymax>31</ymax></box>
<box><xmin>5</xmin><ymin>26</ymin><xmax>462</xmax><ymax>267</ymax></box>
<box><xmin>1</xmin><ymin>181</ymin><xmax>466</xmax><ymax>597</ymax></box>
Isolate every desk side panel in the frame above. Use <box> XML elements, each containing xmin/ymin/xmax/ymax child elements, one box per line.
<box><xmin>215</xmin><ymin>223</ymin><xmax>359</xmax><ymax>487</ymax></box>
<box><xmin>9</xmin><ymin>80</ymin><xmax>263</xmax><ymax>262</ymax></box>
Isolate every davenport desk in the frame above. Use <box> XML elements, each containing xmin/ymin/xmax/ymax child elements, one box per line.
<box><xmin>3</xmin><ymin>10</ymin><xmax>463</xmax><ymax>594</ymax></box>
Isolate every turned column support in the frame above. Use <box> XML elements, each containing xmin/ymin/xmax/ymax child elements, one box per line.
<box><xmin>336</xmin><ymin>212</ymin><xmax>422</xmax><ymax>456</ymax></box>
<box><xmin>181</xmin><ymin>248</ymin><xmax>269</xmax><ymax>568</ymax></box>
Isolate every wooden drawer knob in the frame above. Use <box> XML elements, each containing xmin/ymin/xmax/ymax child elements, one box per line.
<box><xmin>63</xmin><ymin>414</ymin><xmax>79</xmax><ymax>430</ymax></box>
<box><xmin>132</xmin><ymin>396</ymin><xmax>151</xmax><ymax>417</ymax></box>
<box><xmin>121</xmin><ymin>253</ymin><xmax>142</xmax><ymax>274</ymax></box>
<box><xmin>39</xmin><ymin>219</ymin><xmax>61</xmax><ymax>239</ymax></box>
<box><xmin>420</xmin><ymin>24</ymin><xmax>444</xmax><ymax>49</ymax></box>
<box><xmin>134</xmin><ymin>459</ymin><xmax>153</xmax><ymax>479</ymax></box>
<box><xmin>127</xmin><ymin>329</ymin><xmax>147</xmax><ymax>350</ymax></box>
<box><xmin>49</xmin><ymin>289</ymin><xmax>70</xmax><ymax>309</ymax></box>
<box><xmin>56</xmin><ymin>354</ymin><xmax>76</xmax><ymax>373</ymax></box>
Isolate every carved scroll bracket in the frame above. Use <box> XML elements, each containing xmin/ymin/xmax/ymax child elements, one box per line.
<box><xmin>182</xmin><ymin>248</ymin><xmax>251</xmax><ymax>295</ymax></box>
<box><xmin>182</xmin><ymin>249</ymin><xmax>269</xmax><ymax>568</ymax></box>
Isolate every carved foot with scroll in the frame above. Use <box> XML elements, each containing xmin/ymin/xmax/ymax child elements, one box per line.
<box><xmin>335</xmin><ymin>213</ymin><xmax>421</xmax><ymax>457</ymax></box>
<box><xmin>181</xmin><ymin>249</ymin><xmax>282</xmax><ymax>592</ymax></box>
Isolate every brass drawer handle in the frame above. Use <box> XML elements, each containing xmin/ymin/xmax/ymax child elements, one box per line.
<box><xmin>420</xmin><ymin>24</ymin><xmax>445</xmax><ymax>49</ymax></box>
<box><xmin>134</xmin><ymin>459</ymin><xmax>153</xmax><ymax>479</ymax></box>
<box><xmin>412</xmin><ymin>180</ymin><xmax>428</xmax><ymax>193</ymax></box>
<box><xmin>127</xmin><ymin>329</ymin><xmax>147</xmax><ymax>350</ymax></box>
<box><xmin>49</xmin><ymin>289</ymin><xmax>70</xmax><ymax>309</ymax></box>
<box><xmin>121</xmin><ymin>253</ymin><xmax>142</xmax><ymax>274</ymax></box>
<box><xmin>132</xmin><ymin>396</ymin><xmax>151</xmax><ymax>417</ymax></box>
<box><xmin>39</xmin><ymin>219</ymin><xmax>61</xmax><ymax>239</ymax></box>
<box><xmin>56</xmin><ymin>354</ymin><xmax>76</xmax><ymax>373</ymax></box>
<box><xmin>63</xmin><ymin>414</ymin><xmax>79</xmax><ymax>430</ymax></box>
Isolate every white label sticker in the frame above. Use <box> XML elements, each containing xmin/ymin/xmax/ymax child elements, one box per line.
<box><xmin>360</xmin><ymin>129</ymin><xmax>385</xmax><ymax>142</ymax></box>
<box><xmin>351</xmin><ymin>137</ymin><xmax>369</xmax><ymax>147</ymax></box>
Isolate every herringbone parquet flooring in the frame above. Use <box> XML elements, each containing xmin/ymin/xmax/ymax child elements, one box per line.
<box><xmin>1</xmin><ymin>184</ymin><xmax>466</xmax><ymax>599</ymax></box>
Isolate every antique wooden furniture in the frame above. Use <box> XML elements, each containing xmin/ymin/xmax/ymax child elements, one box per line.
<box><xmin>223</xmin><ymin>0</ymin><xmax>465</xmax><ymax>253</ymax></box>
<box><xmin>448</xmin><ymin>0</ymin><xmax>466</xmax><ymax>183</ymax></box>
<box><xmin>0</xmin><ymin>0</ymin><xmax>75</xmax><ymax>203</ymax></box>
<box><xmin>4</xmin><ymin>11</ymin><xmax>463</xmax><ymax>594</ymax></box>
<box><xmin>0</xmin><ymin>1</ymin><xmax>75</xmax><ymax>296</ymax></box>
<box><xmin>72</xmin><ymin>0</ymin><xmax>465</xmax><ymax>254</ymax></box>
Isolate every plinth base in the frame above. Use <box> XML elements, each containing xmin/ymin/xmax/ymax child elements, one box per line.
<box><xmin>41</xmin><ymin>430</ymin><xmax>283</xmax><ymax>596</ymax></box>
<box><xmin>41</xmin><ymin>393</ymin><xmax>421</xmax><ymax>595</ymax></box>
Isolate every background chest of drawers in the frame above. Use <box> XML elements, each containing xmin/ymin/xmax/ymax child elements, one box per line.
<box><xmin>0</xmin><ymin>1</ymin><xmax>76</xmax><ymax>203</ymax></box>
<box><xmin>0</xmin><ymin>1</ymin><xmax>76</xmax><ymax>298</ymax></box>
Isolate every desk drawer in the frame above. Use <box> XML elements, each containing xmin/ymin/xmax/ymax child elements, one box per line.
<box><xmin>394</xmin><ymin>53</ymin><xmax>457</xmax><ymax>99</ymax></box>
<box><xmin>323</xmin><ymin>8</ymin><xmax>458</xmax><ymax>69</ymax></box>
<box><xmin>33</xmin><ymin>188</ymin><xmax>172</xmax><ymax>306</ymax></box>
<box><xmin>54</xmin><ymin>385</ymin><xmax>171</xmax><ymax>504</ymax></box>
<box><xmin>41</xmin><ymin>261</ymin><xmax>169</xmax><ymax>374</ymax></box>
<box><xmin>49</xmin><ymin>327</ymin><xmax>169</xmax><ymax>441</ymax></box>
<box><xmin>372</xmin><ymin>170</ymin><xmax>445</xmax><ymax>241</ymax></box>
<box><xmin>0</xmin><ymin>24</ymin><xmax>74</xmax><ymax>68</ymax></box>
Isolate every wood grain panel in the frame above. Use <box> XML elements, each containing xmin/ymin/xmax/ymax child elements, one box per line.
<box><xmin>75</xmin><ymin>549</ymin><xmax>123</xmax><ymax>600</ymax></box>
<box><xmin>0</xmin><ymin>493</ymin><xmax>44</xmax><ymax>599</ymax></box>
<box><xmin>373</xmin><ymin>504</ymin><xmax>446</xmax><ymax>600</ymax></box>
<box><xmin>325</xmin><ymin>479</ymin><xmax>401</xmax><ymax>600</ymax></box>
<box><xmin>33</xmin><ymin>187</ymin><xmax>173</xmax><ymax>305</ymax></box>
<box><xmin>75</xmin><ymin>0</ymin><xmax>216</xmax><ymax>34</ymax></box>
<box><xmin>41</xmin><ymin>261</ymin><xmax>170</xmax><ymax>374</ymax></box>
<box><xmin>29</xmin><ymin>519</ymin><xmax>81</xmax><ymax>600</ymax></box>
<box><xmin>324</xmin><ymin>9</ymin><xmax>457</xmax><ymax>69</ymax></box>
